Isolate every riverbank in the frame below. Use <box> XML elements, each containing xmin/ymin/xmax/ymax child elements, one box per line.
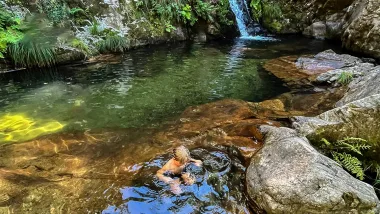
<box><xmin>0</xmin><ymin>0</ymin><xmax>238</xmax><ymax>72</ymax></box>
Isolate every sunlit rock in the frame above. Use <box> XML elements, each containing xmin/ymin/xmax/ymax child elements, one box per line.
<box><xmin>247</xmin><ymin>126</ymin><xmax>380</xmax><ymax>214</ymax></box>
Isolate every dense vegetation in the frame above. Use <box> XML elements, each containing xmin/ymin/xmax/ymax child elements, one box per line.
<box><xmin>0</xmin><ymin>0</ymin><xmax>234</xmax><ymax>69</ymax></box>
<box><xmin>249</xmin><ymin>0</ymin><xmax>283</xmax><ymax>32</ymax></box>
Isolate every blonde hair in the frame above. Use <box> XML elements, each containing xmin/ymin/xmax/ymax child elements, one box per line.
<box><xmin>173</xmin><ymin>146</ymin><xmax>190</xmax><ymax>164</ymax></box>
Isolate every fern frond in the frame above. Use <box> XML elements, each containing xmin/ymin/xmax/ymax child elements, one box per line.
<box><xmin>321</xmin><ymin>138</ymin><xmax>331</xmax><ymax>146</ymax></box>
<box><xmin>332</xmin><ymin>152</ymin><xmax>364</xmax><ymax>180</ymax></box>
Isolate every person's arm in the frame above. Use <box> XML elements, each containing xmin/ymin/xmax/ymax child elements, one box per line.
<box><xmin>190</xmin><ymin>158</ymin><xmax>202</xmax><ymax>167</ymax></box>
<box><xmin>156</xmin><ymin>168</ymin><xmax>174</xmax><ymax>184</ymax></box>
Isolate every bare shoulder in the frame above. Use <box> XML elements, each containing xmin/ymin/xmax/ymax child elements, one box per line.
<box><xmin>160</xmin><ymin>158</ymin><xmax>175</xmax><ymax>171</ymax></box>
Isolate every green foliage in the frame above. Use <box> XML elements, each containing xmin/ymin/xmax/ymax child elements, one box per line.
<box><xmin>0</xmin><ymin>7</ymin><xmax>23</xmax><ymax>58</ymax></box>
<box><xmin>90</xmin><ymin>21</ymin><xmax>101</xmax><ymax>36</ymax></box>
<box><xmin>194</xmin><ymin>0</ymin><xmax>214</xmax><ymax>22</ymax></box>
<box><xmin>250</xmin><ymin>0</ymin><xmax>262</xmax><ymax>22</ymax></box>
<box><xmin>215</xmin><ymin>0</ymin><xmax>234</xmax><ymax>26</ymax></box>
<box><xmin>165</xmin><ymin>22</ymin><xmax>176</xmax><ymax>33</ymax></box>
<box><xmin>320</xmin><ymin>137</ymin><xmax>371</xmax><ymax>180</ymax></box>
<box><xmin>338</xmin><ymin>72</ymin><xmax>354</xmax><ymax>85</ymax></box>
<box><xmin>250</xmin><ymin>0</ymin><xmax>283</xmax><ymax>32</ymax></box>
<box><xmin>68</xmin><ymin>7</ymin><xmax>84</xmax><ymax>16</ymax></box>
<box><xmin>71</xmin><ymin>38</ymin><xmax>90</xmax><ymax>55</ymax></box>
<box><xmin>332</xmin><ymin>152</ymin><xmax>365</xmax><ymax>180</ymax></box>
<box><xmin>9</xmin><ymin>38</ymin><xmax>56</xmax><ymax>67</ymax></box>
<box><xmin>37</xmin><ymin>0</ymin><xmax>68</xmax><ymax>26</ymax></box>
<box><xmin>96</xmin><ymin>35</ymin><xmax>129</xmax><ymax>53</ymax></box>
<box><xmin>137</xmin><ymin>0</ymin><xmax>228</xmax><ymax>27</ymax></box>
<box><xmin>180</xmin><ymin>4</ymin><xmax>197</xmax><ymax>26</ymax></box>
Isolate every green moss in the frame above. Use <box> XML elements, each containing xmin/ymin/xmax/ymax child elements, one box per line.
<box><xmin>71</xmin><ymin>38</ymin><xmax>90</xmax><ymax>55</ymax></box>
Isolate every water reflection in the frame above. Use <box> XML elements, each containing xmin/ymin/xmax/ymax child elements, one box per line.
<box><xmin>102</xmin><ymin>148</ymin><xmax>250</xmax><ymax>214</ymax></box>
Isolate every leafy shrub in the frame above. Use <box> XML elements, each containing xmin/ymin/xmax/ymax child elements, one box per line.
<box><xmin>96</xmin><ymin>35</ymin><xmax>129</xmax><ymax>53</ymax></box>
<box><xmin>7</xmin><ymin>15</ymin><xmax>68</xmax><ymax>68</ymax></box>
<box><xmin>250</xmin><ymin>0</ymin><xmax>283</xmax><ymax>32</ymax></box>
<box><xmin>338</xmin><ymin>72</ymin><xmax>354</xmax><ymax>85</ymax></box>
<box><xmin>37</xmin><ymin>0</ymin><xmax>68</xmax><ymax>26</ymax></box>
<box><xmin>0</xmin><ymin>7</ymin><xmax>23</xmax><ymax>58</ymax></box>
<box><xmin>137</xmin><ymin>0</ymin><xmax>228</xmax><ymax>27</ymax></box>
<box><xmin>320</xmin><ymin>137</ymin><xmax>371</xmax><ymax>180</ymax></box>
<box><xmin>216</xmin><ymin>0</ymin><xmax>234</xmax><ymax>26</ymax></box>
<box><xmin>165</xmin><ymin>22</ymin><xmax>177</xmax><ymax>32</ymax></box>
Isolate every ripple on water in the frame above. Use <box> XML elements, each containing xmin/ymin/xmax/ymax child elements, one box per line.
<box><xmin>102</xmin><ymin>148</ymin><xmax>250</xmax><ymax>214</ymax></box>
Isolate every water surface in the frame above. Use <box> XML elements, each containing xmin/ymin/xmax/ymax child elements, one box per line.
<box><xmin>0</xmin><ymin>36</ymin><xmax>341</xmax><ymax>143</ymax></box>
<box><xmin>0</xmin><ymin>36</ymin><xmax>343</xmax><ymax>213</ymax></box>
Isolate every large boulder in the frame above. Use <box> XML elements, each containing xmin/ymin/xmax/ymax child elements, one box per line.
<box><xmin>246</xmin><ymin>126</ymin><xmax>380</xmax><ymax>214</ymax></box>
<box><xmin>292</xmin><ymin>94</ymin><xmax>380</xmax><ymax>146</ymax></box>
<box><xmin>336</xmin><ymin>66</ymin><xmax>380</xmax><ymax>106</ymax></box>
<box><xmin>342</xmin><ymin>0</ymin><xmax>380</xmax><ymax>59</ymax></box>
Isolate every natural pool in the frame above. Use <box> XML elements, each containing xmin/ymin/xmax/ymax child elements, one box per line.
<box><xmin>0</xmin><ymin>36</ymin><xmax>342</xmax><ymax>213</ymax></box>
<box><xmin>0</xmin><ymin>36</ymin><xmax>342</xmax><ymax>142</ymax></box>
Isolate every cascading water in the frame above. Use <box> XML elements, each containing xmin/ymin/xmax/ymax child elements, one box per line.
<box><xmin>229</xmin><ymin>0</ymin><xmax>277</xmax><ymax>41</ymax></box>
<box><xmin>229</xmin><ymin>0</ymin><xmax>250</xmax><ymax>37</ymax></box>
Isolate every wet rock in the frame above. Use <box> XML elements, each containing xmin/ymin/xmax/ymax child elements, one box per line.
<box><xmin>263</xmin><ymin>50</ymin><xmax>362</xmax><ymax>87</ymax></box>
<box><xmin>246</xmin><ymin>126</ymin><xmax>380</xmax><ymax>214</ymax></box>
<box><xmin>336</xmin><ymin>66</ymin><xmax>380</xmax><ymax>106</ymax></box>
<box><xmin>247</xmin><ymin>87</ymin><xmax>346</xmax><ymax>119</ymax></box>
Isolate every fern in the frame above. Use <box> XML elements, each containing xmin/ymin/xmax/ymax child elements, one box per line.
<box><xmin>320</xmin><ymin>137</ymin><xmax>371</xmax><ymax>180</ymax></box>
<box><xmin>332</xmin><ymin>152</ymin><xmax>364</xmax><ymax>180</ymax></box>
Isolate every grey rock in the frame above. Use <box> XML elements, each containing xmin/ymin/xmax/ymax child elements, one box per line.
<box><xmin>303</xmin><ymin>21</ymin><xmax>327</xmax><ymax>39</ymax></box>
<box><xmin>246</xmin><ymin>125</ymin><xmax>380</xmax><ymax>214</ymax></box>
<box><xmin>342</xmin><ymin>0</ymin><xmax>380</xmax><ymax>59</ymax></box>
<box><xmin>337</xmin><ymin>66</ymin><xmax>380</xmax><ymax>106</ymax></box>
<box><xmin>295</xmin><ymin>50</ymin><xmax>362</xmax><ymax>73</ymax></box>
<box><xmin>315</xmin><ymin>63</ymin><xmax>375</xmax><ymax>83</ymax></box>
<box><xmin>293</xmin><ymin>94</ymin><xmax>380</xmax><ymax>144</ymax></box>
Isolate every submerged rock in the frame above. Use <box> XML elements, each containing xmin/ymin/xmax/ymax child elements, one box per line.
<box><xmin>246</xmin><ymin>126</ymin><xmax>380</xmax><ymax>214</ymax></box>
<box><xmin>0</xmin><ymin>99</ymin><xmax>269</xmax><ymax>213</ymax></box>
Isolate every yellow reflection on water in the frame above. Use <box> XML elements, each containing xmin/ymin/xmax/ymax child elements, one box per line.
<box><xmin>0</xmin><ymin>114</ymin><xmax>65</xmax><ymax>143</ymax></box>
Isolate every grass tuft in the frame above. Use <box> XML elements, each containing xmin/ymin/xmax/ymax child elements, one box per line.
<box><xmin>96</xmin><ymin>35</ymin><xmax>129</xmax><ymax>53</ymax></box>
<box><xmin>8</xmin><ymin>38</ymin><xmax>56</xmax><ymax>68</ymax></box>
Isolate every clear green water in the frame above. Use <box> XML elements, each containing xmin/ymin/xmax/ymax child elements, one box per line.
<box><xmin>0</xmin><ymin>36</ymin><xmax>341</xmax><ymax>143</ymax></box>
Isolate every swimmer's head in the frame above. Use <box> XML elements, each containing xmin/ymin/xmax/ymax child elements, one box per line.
<box><xmin>173</xmin><ymin>146</ymin><xmax>190</xmax><ymax>164</ymax></box>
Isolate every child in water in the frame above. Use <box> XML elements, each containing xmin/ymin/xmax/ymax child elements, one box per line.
<box><xmin>156</xmin><ymin>146</ymin><xmax>202</xmax><ymax>194</ymax></box>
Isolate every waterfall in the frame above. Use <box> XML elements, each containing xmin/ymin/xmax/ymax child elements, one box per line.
<box><xmin>229</xmin><ymin>0</ymin><xmax>250</xmax><ymax>37</ymax></box>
